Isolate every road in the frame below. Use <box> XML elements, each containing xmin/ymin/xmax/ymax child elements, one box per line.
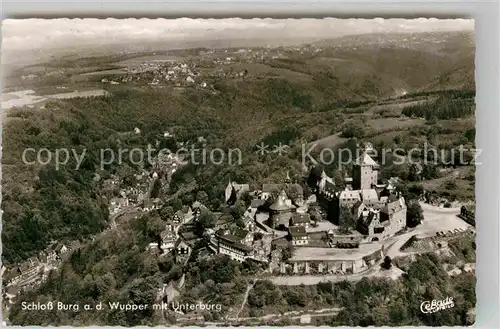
<box><xmin>223</xmin><ymin>307</ymin><xmax>343</xmax><ymax>324</ymax></box>
<box><xmin>264</xmin><ymin>202</ymin><xmax>471</xmax><ymax>285</ymax></box>
<box><xmin>109</xmin><ymin>205</ymin><xmax>140</xmax><ymax>229</ymax></box>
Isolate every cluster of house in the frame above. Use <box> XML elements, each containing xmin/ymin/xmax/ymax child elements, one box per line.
<box><xmin>145</xmin><ymin>146</ymin><xmax>408</xmax><ymax>271</ymax></box>
<box><xmin>104</xmin><ymin>147</ymin><xmax>186</xmax><ymax>215</ymax></box>
<box><xmin>103</xmin><ymin>175</ymin><xmax>150</xmax><ymax>215</ymax></box>
<box><xmin>97</xmin><ymin>45</ymin><xmax>328</xmax><ymax>92</ymax></box>
<box><xmin>2</xmin><ymin>241</ymin><xmax>79</xmax><ymax>303</ymax></box>
<box><xmin>315</xmin><ymin>148</ymin><xmax>408</xmax><ymax>242</ymax></box>
<box><xmin>147</xmin><ymin>204</ymin><xmax>197</xmax><ymax>264</ymax></box>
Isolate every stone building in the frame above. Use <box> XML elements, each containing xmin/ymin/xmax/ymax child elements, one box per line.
<box><xmin>268</xmin><ymin>190</ymin><xmax>295</xmax><ymax>229</ymax></box>
<box><xmin>215</xmin><ymin>229</ymin><xmax>253</xmax><ymax>262</ymax></box>
<box><xmin>315</xmin><ymin>147</ymin><xmax>407</xmax><ymax>240</ymax></box>
<box><xmin>352</xmin><ymin>150</ymin><xmax>379</xmax><ymax>190</ymax></box>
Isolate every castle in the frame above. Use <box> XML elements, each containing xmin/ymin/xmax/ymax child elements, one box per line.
<box><xmin>316</xmin><ymin>147</ymin><xmax>407</xmax><ymax>241</ymax></box>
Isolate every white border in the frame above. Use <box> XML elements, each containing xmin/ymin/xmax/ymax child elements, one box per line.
<box><xmin>1</xmin><ymin>1</ymin><xmax>499</xmax><ymax>329</ymax></box>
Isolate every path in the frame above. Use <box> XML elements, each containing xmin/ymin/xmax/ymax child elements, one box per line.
<box><xmin>222</xmin><ymin>307</ymin><xmax>343</xmax><ymax>323</ymax></box>
<box><xmin>235</xmin><ymin>282</ymin><xmax>255</xmax><ymax>319</ymax></box>
<box><xmin>109</xmin><ymin>205</ymin><xmax>140</xmax><ymax>229</ymax></box>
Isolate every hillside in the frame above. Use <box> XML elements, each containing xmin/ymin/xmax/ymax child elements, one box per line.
<box><xmin>1</xmin><ymin>31</ymin><xmax>475</xmax><ymax>265</ymax></box>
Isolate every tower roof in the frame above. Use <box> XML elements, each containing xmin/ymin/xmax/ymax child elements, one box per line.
<box><xmin>270</xmin><ymin>191</ymin><xmax>290</xmax><ymax>211</ymax></box>
<box><xmin>354</xmin><ymin>152</ymin><xmax>379</xmax><ymax>167</ymax></box>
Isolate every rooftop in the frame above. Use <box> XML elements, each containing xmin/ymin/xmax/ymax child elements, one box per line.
<box><xmin>354</xmin><ymin>152</ymin><xmax>379</xmax><ymax>167</ymax></box>
<box><xmin>291</xmin><ymin>213</ymin><xmax>311</xmax><ymax>224</ymax></box>
<box><xmin>289</xmin><ymin>226</ymin><xmax>307</xmax><ymax>237</ymax></box>
<box><xmin>270</xmin><ymin>191</ymin><xmax>291</xmax><ymax>211</ymax></box>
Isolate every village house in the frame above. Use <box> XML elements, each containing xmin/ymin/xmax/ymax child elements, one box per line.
<box><xmin>174</xmin><ymin>239</ymin><xmax>192</xmax><ymax>264</ymax></box>
<box><xmin>289</xmin><ymin>213</ymin><xmax>311</xmax><ymax>228</ymax></box>
<box><xmin>54</xmin><ymin>243</ymin><xmax>69</xmax><ymax>259</ymax></box>
<box><xmin>289</xmin><ymin>226</ymin><xmax>309</xmax><ymax>246</ymax></box>
<box><xmin>192</xmin><ymin>201</ymin><xmax>209</xmax><ymax>220</ymax></box>
<box><xmin>160</xmin><ymin>230</ymin><xmax>178</xmax><ymax>254</ymax></box>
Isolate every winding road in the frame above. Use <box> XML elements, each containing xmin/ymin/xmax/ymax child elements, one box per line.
<box><xmin>262</xmin><ymin>202</ymin><xmax>470</xmax><ymax>286</ymax></box>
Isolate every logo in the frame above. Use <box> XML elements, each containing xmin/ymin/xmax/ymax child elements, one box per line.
<box><xmin>420</xmin><ymin>297</ymin><xmax>455</xmax><ymax>314</ymax></box>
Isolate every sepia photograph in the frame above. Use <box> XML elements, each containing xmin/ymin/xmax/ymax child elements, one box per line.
<box><xmin>1</xmin><ymin>17</ymin><xmax>476</xmax><ymax>326</ymax></box>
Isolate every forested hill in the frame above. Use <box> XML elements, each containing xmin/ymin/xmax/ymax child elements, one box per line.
<box><xmin>1</xmin><ymin>31</ymin><xmax>475</xmax><ymax>264</ymax></box>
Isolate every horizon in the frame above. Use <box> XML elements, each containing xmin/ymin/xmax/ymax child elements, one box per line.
<box><xmin>2</xmin><ymin>18</ymin><xmax>474</xmax><ymax>58</ymax></box>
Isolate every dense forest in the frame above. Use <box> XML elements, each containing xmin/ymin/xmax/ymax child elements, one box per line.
<box><xmin>2</xmin><ymin>84</ymin><xmax>476</xmax><ymax>264</ymax></box>
<box><xmin>402</xmin><ymin>90</ymin><xmax>475</xmax><ymax>120</ymax></box>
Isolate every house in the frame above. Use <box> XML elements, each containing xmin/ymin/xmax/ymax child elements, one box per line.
<box><xmin>241</xmin><ymin>215</ymin><xmax>255</xmax><ymax>231</ymax></box>
<box><xmin>289</xmin><ymin>213</ymin><xmax>311</xmax><ymax>228</ymax></box>
<box><xmin>192</xmin><ymin>201</ymin><xmax>209</xmax><ymax>220</ymax></box>
<box><xmin>175</xmin><ymin>239</ymin><xmax>191</xmax><ymax>255</ymax></box>
<box><xmin>357</xmin><ymin>210</ymin><xmax>383</xmax><ymax>238</ymax></box>
<box><xmin>289</xmin><ymin>226</ymin><xmax>309</xmax><ymax>246</ymax></box>
<box><xmin>181</xmin><ymin>205</ymin><xmax>194</xmax><ymax>223</ymax></box>
<box><xmin>55</xmin><ymin>244</ymin><xmax>69</xmax><ymax>259</ymax></box>
<box><xmin>160</xmin><ymin>230</ymin><xmax>178</xmax><ymax>253</ymax></box>
<box><xmin>215</xmin><ymin>230</ymin><xmax>253</xmax><ymax>262</ymax></box>
<box><xmin>379</xmin><ymin>197</ymin><xmax>406</xmax><ymax>235</ymax></box>
<box><xmin>174</xmin><ymin>239</ymin><xmax>192</xmax><ymax>263</ymax></box>
<box><xmin>172</xmin><ymin>210</ymin><xmax>185</xmax><ymax>226</ymax></box>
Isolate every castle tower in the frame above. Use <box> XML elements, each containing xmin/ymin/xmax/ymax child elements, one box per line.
<box><xmin>352</xmin><ymin>150</ymin><xmax>379</xmax><ymax>190</ymax></box>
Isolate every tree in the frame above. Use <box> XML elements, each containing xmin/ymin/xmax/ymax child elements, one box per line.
<box><xmin>150</xmin><ymin>179</ymin><xmax>162</xmax><ymax>199</ymax></box>
<box><xmin>281</xmin><ymin>245</ymin><xmax>295</xmax><ymax>261</ymax></box>
<box><xmin>339</xmin><ymin>206</ymin><xmax>357</xmax><ymax>234</ymax></box>
<box><xmin>382</xmin><ymin>256</ymin><xmax>392</xmax><ymax>269</ymax></box>
<box><xmin>195</xmin><ymin>210</ymin><xmax>216</xmax><ymax>235</ymax></box>
<box><xmin>159</xmin><ymin>206</ymin><xmax>174</xmax><ymax>220</ymax></box>
<box><xmin>196</xmin><ymin>191</ymin><xmax>209</xmax><ymax>204</ymax></box>
<box><xmin>231</xmin><ymin>200</ymin><xmax>246</xmax><ymax>221</ymax></box>
<box><xmin>146</xmin><ymin>216</ymin><xmax>165</xmax><ymax>238</ymax></box>
<box><xmin>406</xmin><ymin>200</ymin><xmax>424</xmax><ymax>228</ymax></box>
<box><xmin>168</xmin><ymin>198</ymin><xmax>183</xmax><ymax>211</ymax></box>
<box><xmin>341</xmin><ymin>121</ymin><xmax>365</xmax><ymax>139</ymax></box>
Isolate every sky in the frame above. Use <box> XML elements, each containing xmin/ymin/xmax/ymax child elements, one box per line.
<box><xmin>2</xmin><ymin>18</ymin><xmax>474</xmax><ymax>52</ymax></box>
